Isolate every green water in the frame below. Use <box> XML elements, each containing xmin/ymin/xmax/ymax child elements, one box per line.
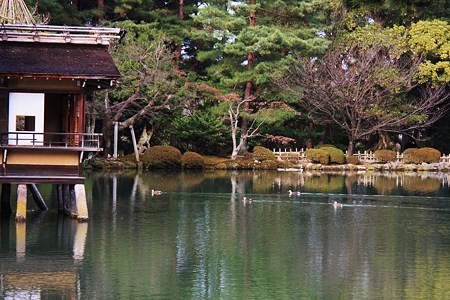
<box><xmin>1</xmin><ymin>170</ymin><xmax>450</xmax><ymax>299</ymax></box>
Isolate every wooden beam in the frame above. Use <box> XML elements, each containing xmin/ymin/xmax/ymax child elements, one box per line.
<box><xmin>75</xmin><ymin>184</ymin><xmax>88</xmax><ymax>222</ymax></box>
<box><xmin>15</xmin><ymin>184</ymin><xmax>27</xmax><ymax>222</ymax></box>
<box><xmin>27</xmin><ymin>184</ymin><xmax>48</xmax><ymax>211</ymax></box>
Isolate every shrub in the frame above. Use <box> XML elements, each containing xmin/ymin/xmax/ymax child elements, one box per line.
<box><xmin>306</xmin><ymin>149</ymin><xmax>330</xmax><ymax>164</ymax></box>
<box><xmin>260</xmin><ymin>159</ymin><xmax>278</xmax><ymax>170</ymax></box>
<box><xmin>403</xmin><ymin>148</ymin><xmax>441</xmax><ymax>164</ymax></box>
<box><xmin>253</xmin><ymin>146</ymin><xmax>275</xmax><ymax>161</ymax></box>
<box><xmin>142</xmin><ymin>146</ymin><xmax>182</xmax><ymax>169</ymax></box>
<box><xmin>315</xmin><ymin>144</ymin><xmax>336</xmax><ymax>149</ymax></box>
<box><xmin>321</xmin><ymin>147</ymin><xmax>346</xmax><ymax>164</ymax></box>
<box><xmin>182</xmin><ymin>152</ymin><xmax>205</xmax><ymax>169</ymax></box>
<box><xmin>215</xmin><ymin>163</ymin><xmax>228</xmax><ymax>170</ymax></box>
<box><xmin>346</xmin><ymin>155</ymin><xmax>360</xmax><ymax>165</ymax></box>
<box><xmin>374</xmin><ymin>149</ymin><xmax>396</xmax><ymax>163</ymax></box>
<box><xmin>419</xmin><ymin>147</ymin><xmax>441</xmax><ymax>163</ymax></box>
<box><xmin>403</xmin><ymin>148</ymin><xmax>421</xmax><ymax>164</ymax></box>
<box><xmin>276</xmin><ymin>160</ymin><xmax>294</xmax><ymax>169</ymax></box>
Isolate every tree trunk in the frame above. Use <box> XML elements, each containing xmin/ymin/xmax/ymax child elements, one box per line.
<box><xmin>347</xmin><ymin>139</ymin><xmax>355</xmax><ymax>156</ymax></box>
<box><xmin>238</xmin><ymin>1</ymin><xmax>256</xmax><ymax>155</ymax></box>
<box><xmin>374</xmin><ymin>131</ymin><xmax>395</xmax><ymax>150</ymax></box>
<box><xmin>102</xmin><ymin>92</ymin><xmax>113</xmax><ymax>156</ymax></box>
<box><xmin>173</xmin><ymin>0</ymin><xmax>184</xmax><ymax>73</ymax></box>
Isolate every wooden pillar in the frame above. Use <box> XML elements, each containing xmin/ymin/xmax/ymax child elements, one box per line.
<box><xmin>57</xmin><ymin>184</ymin><xmax>64</xmax><ymax>213</ymax></box>
<box><xmin>1</xmin><ymin>183</ymin><xmax>12</xmax><ymax>216</ymax></box>
<box><xmin>75</xmin><ymin>184</ymin><xmax>88</xmax><ymax>222</ymax></box>
<box><xmin>69</xmin><ymin>184</ymin><xmax>78</xmax><ymax>218</ymax></box>
<box><xmin>62</xmin><ymin>184</ymin><xmax>71</xmax><ymax>216</ymax></box>
<box><xmin>15</xmin><ymin>184</ymin><xmax>27</xmax><ymax>222</ymax></box>
<box><xmin>27</xmin><ymin>184</ymin><xmax>48</xmax><ymax>211</ymax></box>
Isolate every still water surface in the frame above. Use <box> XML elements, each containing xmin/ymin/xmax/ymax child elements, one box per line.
<box><xmin>1</xmin><ymin>170</ymin><xmax>450</xmax><ymax>299</ymax></box>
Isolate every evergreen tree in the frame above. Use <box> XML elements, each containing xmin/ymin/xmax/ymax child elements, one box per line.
<box><xmin>191</xmin><ymin>0</ymin><xmax>330</xmax><ymax>158</ymax></box>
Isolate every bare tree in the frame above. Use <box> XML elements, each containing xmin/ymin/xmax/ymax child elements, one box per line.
<box><xmin>95</xmin><ymin>24</ymin><xmax>185</xmax><ymax>155</ymax></box>
<box><xmin>276</xmin><ymin>42</ymin><xmax>450</xmax><ymax>155</ymax></box>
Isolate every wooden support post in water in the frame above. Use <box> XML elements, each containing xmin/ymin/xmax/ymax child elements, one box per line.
<box><xmin>69</xmin><ymin>184</ymin><xmax>78</xmax><ymax>218</ymax></box>
<box><xmin>62</xmin><ymin>184</ymin><xmax>71</xmax><ymax>216</ymax></box>
<box><xmin>1</xmin><ymin>183</ymin><xmax>12</xmax><ymax>216</ymax></box>
<box><xmin>27</xmin><ymin>184</ymin><xmax>48</xmax><ymax>211</ymax></box>
<box><xmin>75</xmin><ymin>184</ymin><xmax>88</xmax><ymax>222</ymax></box>
<box><xmin>57</xmin><ymin>184</ymin><xmax>64</xmax><ymax>213</ymax></box>
<box><xmin>16</xmin><ymin>184</ymin><xmax>27</xmax><ymax>222</ymax></box>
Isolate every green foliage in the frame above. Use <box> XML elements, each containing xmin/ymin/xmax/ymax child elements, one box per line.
<box><xmin>182</xmin><ymin>152</ymin><xmax>205</xmax><ymax>169</ymax></box>
<box><xmin>374</xmin><ymin>149</ymin><xmax>397</xmax><ymax>163</ymax></box>
<box><xmin>253</xmin><ymin>146</ymin><xmax>276</xmax><ymax>162</ymax></box>
<box><xmin>172</xmin><ymin>111</ymin><xmax>230</xmax><ymax>155</ymax></box>
<box><xmin>306</xmin><ymin>149</ymin><xmax>330</xmax><ymax>164</ymax></box>
<box><xmin>320</xmin><ymin>146</ymin><xmax>346</xmax><ymax>164</ymax></box>
<box><xmin>409</xmin><ymin>20</ymin><xmax>450</xmax><ymax>84</ymax></box>
<box><xmin>315</xmin><ymin>145</ymin><xmax>346</xmax><ymax>164</ymax></box>
<box><xmin>142</xmin><ymin>146</ymin><xmax>182</xmax><ymax>169</ymax></box>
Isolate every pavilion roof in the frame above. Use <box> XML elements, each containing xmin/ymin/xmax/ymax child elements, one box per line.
<box><xmin>0</xmin><ymin>41</ymin><xmax>120</xmax><ymax>80</ymax></box>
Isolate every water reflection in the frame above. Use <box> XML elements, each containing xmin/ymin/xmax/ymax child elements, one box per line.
<box><xmin>1</xmin><ymin>170</ymin><xmax>450</xmax><ymax>299</ymax></box>
<box><xmin>0</xmin><ymin>213</ymin><xmax>88</xmax><ymax>299</ymax></box>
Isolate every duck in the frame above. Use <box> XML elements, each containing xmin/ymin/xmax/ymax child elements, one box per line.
<box><xmin>288</xmin><ymin>190</ymin><xmax>301</xmax><ymax>196</ymax></box>
<box><xmin>333</xmin><ymin>201</ymin><xmax>343</xmax><ymax>208</ymax></box>
<box><xmin>242</xmin><ymin>197</ymin><xmax>252</xmax><ymax>204</ymax></box>
<box><xmin>151</xmin><ymin>189</ymin><xmax>162</xmax><ymax>196</ymax></box>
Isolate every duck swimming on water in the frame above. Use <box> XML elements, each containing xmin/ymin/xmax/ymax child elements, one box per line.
<box><xmin>288</xmin><ymin>190</ymin><xmax>301</xmax><ymax>196</ymax></box>
<box><xmin>242</xmin><ymin>197</ymin><xmax>252</xmax><ymax>204</ymax></box>
<box><xmin>333</xmin><ymin>201</ymin><xmax>343</xmax><ymax>208</ymax></box>
<box><xmin>151</xmin><ymin>189</ymin><xmax>162</xmax><ymax>196</ymax></box>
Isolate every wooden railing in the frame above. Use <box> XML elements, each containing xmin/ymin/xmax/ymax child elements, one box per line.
<box><xmin>0</xmin><ymin>132</ymin><xmax>102</xmax><ymax>151</ymax></box>
<box><xmin>0</xmin><ymin>24</ymin><xmax>121</xmax><ymax>45</ymax></box>
<box><xmin>273</xmin><ymin>148</ymin><xmax>450</xmax><ymax>164</ymax></box>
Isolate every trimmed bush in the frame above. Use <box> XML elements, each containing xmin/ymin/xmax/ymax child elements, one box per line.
<box><xmin>253</xmin><ymin>146</ymin><xmax>276</xmax><ymax>161</ymax></box>
<box><xmin>142</xmin><ymin>146</ymin><xmax>182</xmax><ymax>169</ymax></box>
<box><xmin>182</xmin><ymin>151</ymin><xmax>205</xmax><ymax>169</ymax></box>
<box><xmin>403</xmin><ymin>148</ymin><xmax>421</xmax><ymax>164</ymax></box>
<box><xmin>315</xmin><ymin>144</ymin><xmax>336</xmax><ymax>149</ymax></box>
<box><xmin>374</xmin><ymin>149</ymin><xmax>396</xmax><ymax>163</ymax></box>
<box><xmin>419</xmin><ymin>147</ymin><xmax>441</xmax><ymax>163</ymax></box>
<box><xmin>321</xmin><ymin>146</ymin><xmax>346</xmax><ymax>164</ymax></box>
<box><xmin>260</xmin><ymin>159</ymin><xmax>278</xmax><ymax>170</ymax></box>
<box><xmin>276</xmin><ymin>160</ymin><xmax>294</xmax><ymax>169</ymax></box>
<box><xmin>403</xmin><ymin>147</ymin><xmax>441</xmax><ymax>164</ymax></box>
<box><xmin>306</xmin><ymin>149</ymin><xmax>330</xmax><ymax>164</ymax></box>
<box><xmin>346</xmin><ymin>155</ymin><xmax>360</xmax><ymax>165</ymax></box>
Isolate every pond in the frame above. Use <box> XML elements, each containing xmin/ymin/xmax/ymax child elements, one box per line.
<box><xmin>1</xmin><ymin>170</ymin><xmax>450</xmax><ymax>299</ymax></box>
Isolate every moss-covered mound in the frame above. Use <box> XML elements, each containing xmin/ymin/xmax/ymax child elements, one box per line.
<box><xmin>253</xmin><ymin>146</ymin><xmax>275</xmax><ymax>161</ymax></box>
<box><xmin>182</xmin><ymin>151</ymin><xmax>205</xmax><ymax>169</ymax></box>
<box><xmin>142</xmin><ymin>146</ymin><xmax>182</xmax><ymax>169</ymax></box>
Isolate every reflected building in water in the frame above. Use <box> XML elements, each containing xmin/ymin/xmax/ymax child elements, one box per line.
<box><xmin>0</xmin><ymin>214</ymin><xmax>88</xmax><ymax>299</ymax></box>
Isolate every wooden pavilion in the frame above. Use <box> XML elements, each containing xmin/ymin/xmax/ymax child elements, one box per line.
<box><xmin>0</xmin><ymin>22</ymin><xmax>120</xmax><ymax>221</ymax></box>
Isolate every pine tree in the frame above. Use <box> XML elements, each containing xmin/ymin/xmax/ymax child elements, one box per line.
<box><xmin>191</xmin><ymin>0</ymin><xmax>330</xmax><ymax>158</ymax></box>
